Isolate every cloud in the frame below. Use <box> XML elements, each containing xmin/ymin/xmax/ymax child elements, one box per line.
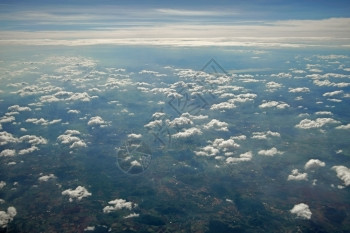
<box><xmin>0</xmin><ymin>149</ymin><xmax>16</xmax><ymax>157</ymax></box>
<box><xmin>167</xmin><ymin>115</ymin><xmax>193</xmax><ymax>128</ymax></box>
<box><xmin>19</xmin><ymin>135</ymin><xmax>48</xmax><ymax>145</ymax></box>
<box><xmin>0</xmin><ymin>115</ymin><xmax>15</xmax><ymax>123</ymax></box>
<box><xmin>332</xmin><ymin>165</ymin><xmax>350</xmax><ymax>186</ymax></box>
<box><xmin>0</xmin><ymin>181</ymin><xmax>5</xmax><ymax>189</ymax></box>
<box><xmin>226</xmin><ymin>151</ymin><xmax>253</xmax><ymax>164</ymax></box>
<box><xmin>0</xmin><ymin>132</ymin><xmax>19</xmax><ymax>146</ymax></box>
<box><xmin>87</xmin><ymin>116</ymin><xmax>108</xmax><ymax>127</ymax></box>
<box><xmin>62</xmin><ymin>186</ymin><xmax>92</xmax><ymax>202</ymax></box>
<box><xmin>288</xmin><ymin>87</ymin><xmax>310</xmax><ymax>93</ymax></box>
<box><xmin>8</xmin><ymin>105</ymin><xmax>31</xmax><ymax>112</ymax></box>
<box><xmin>323</xmin><ymin>90</ymin><xmax>343</xmax><ymax>97</ymax></box>
<box><xmin>258</xmin><ymin>147</ymin><xmax>283</xmax><ymax>156</ymax></box>
<box><xmin>251</xmin><ymin>131</ymin><xmax>280</xmax><ymax>140</ymax></box>
<box><xmin>259</xmin><ymin>101</ymin><xmax>290</xmax><ymax>109</ymax></box>
<box><xmin>212</xmin><ymin>138</ymin><xmax>240</xmax><ymax>151</ymax></box>
<box><xmin>57</xmin><ymin>130</ymin><xmax>87</xmax><ymax>149</ymax></box>
<box><xmin>103</xmin><ymin>199</ymin><xmax>137</xmax><ymax>213</ymax></box>
<box><xmin>67</xmin><ymin>109</ymin><xmax>80</xmax><ymax>114</ymax></box>
<box><xmin>172</xmin><ymin>127</ymin><xmax>202</xmax><ymax>138</ymax></box>
<box><xmin>18</xmin><ymin>146</ymin><xmax>39</xmax><ymax>155</ymax></box>
<box><xmin>295</xmin><ymin>118</ymin><xmax>340</xmax><ymax>129</ymax></box>
<box><xmin>315</xmin><ymin>111</ymin><xmax>333</xmax><ymax>116</ymax></box>
<box><xmin>290</xmin><ymin>203</ymin><xmax>312</xmax><ymax>220</ymax></box>
<box><xmin>266</xmin><ymin>81</ymin><xmax>283</xmax><ymax>91</ymax></box>
<box><xmin>0</xmin><ymin>206</ymin><xmax>17</xmax><ymax>228</ymax></box>
<box><xmin>38</xmin><ymin>174</ymin><xmax>56</xmax><ymax>182</ymax></box>
<box><xmin>204</xmin><ymin>119</ymin><xmax>229</xmax><ymax>131</ymax></box>
<box><xmin>25</xmin><ymin>118</ymin><xmax>62</xmax><ymax>126</ymax></box>
<box><xmin>194</xmin><ymin>145</ymin><xmax>220</xmax><ymax>157</ymax></box>
<box><xmin>304</xmin><ymin>159</ymin><xmax>326</xmax><ymax>170</ymax></box>
<box><xmin>127</xmin><ymin>133</ymin><xmax>142</xmax><ymax>139</ymax></box>
<box><xmin>124</xmin><ymin>213</ymin><xmax>140</xmax><ymax>219</ymax></box>
<box><xmin>287</xmin><ymin>169</ymin><xmax>308</xmax><ymax>181</ymax></box>
<box><xmin>210</xmin><ymin>102</ymin><xmax>236</xmax><ymax>110</ymax></box>
<box><xmin>336</xmin><ymin>123</ymin><xmax>350</xmax><ymax>129</ymax></box>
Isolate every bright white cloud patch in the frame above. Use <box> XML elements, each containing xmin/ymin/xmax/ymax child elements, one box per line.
<box><xmin>38</xmin><ymin>174</ymin><xmax>57</xmax><ymax>182</ymax></box>
<box><xmin>8</xmin><ymin>105</ymin><xmax>31</xmax><ymax>112</ymax></box>
<box><xmin>332</xmin><ymin>165</ymin><xmax>350</xmax><ymax>186</ymax></box>
<box><xmin>204</xmin><ymin>119</ymin><xmax>229</xmax><ymax>131</ymax></box>
<box><xmin>258</xmin><ymin>147</ymin><xmax>283</xmax><ymax>156</ymax></box>
<box><xmin>0</xmin><ymin>181</ymin><xmax>5</xmax><ymax>189</ymax></box>
<box><xmin>57</xmin><ymin>130</ymin><xmax>87</xmax><ymax>149</ymax></box>
<box><xmin>87</xmin><ymin>116</ymin><xmax>108</xmax><ymax>127</ymax></box>
<box><xmin>18</xmin><ymin>146</ymin><xmax>39</xmax><ymax>155</ymax></box>
<box><xmin>288</xmin><ymin>87</ymin><xmax>310</xmax><ymax>93</ymax></box>
<box><xmin>103</xmin><ymin>199</ymin><xmax>137</xmax><ymax>213</ymax></box>
<box><xmin>62</xmin><ymin>186</ymin><xmax>92</xmax><ymax>202</ymax></box>
<box><xmin>172</xmin><ymin>127</ymin><xmax>202</xmax><ymax>138</ymax></box>
<box><xmin>0</xmin><ymin>207</ymin><xmax>17</xmax><ymax>228</ymax></box>
<box><xmin>251</xmin><ymin>131</ymin><xmax>280</xmax><ymax>140</ymax></box>
<box><xmin>290</xmin><ymin>203</ymin><xmax>312</xmax><ymax>220</ymax></box>
<box><xmin>226</xmin><ymin>151</ymin><xmax>252</xmax><ymax>164</ymax></box>
<box><xmin>295</xmin><ymin>118</ymin><xmax>340</xmax><ymax>129</ymax></box>
<box><xmin>0</xmin><ymin>132</ymin><xmax>19</xmax><ymax>146</ymax></box>
<box><xmin>259</xmin><ymin>101</ymin><xmax>290</xmax><ymax>109</ymax></box>
<box><xmin>127</xmin><ymin>133</ymin><xmax>142</xmax><ymax>139</ymax></box>
<box><xmin>287</xmin><ymin>169</ymin><xmax>308</xmax><ymax>181</ymax></box>
<box><xmin>0</xmin><ymin>149</ymin><xmax>16</xmax><ymax>157</ymax></box>
<box><xmin>25</xmin><ymin>118</ymin><xmax>62</xmax><ymax>126</ymax></box>
<box><xmin>336</xmin><ymin>123</ymin><xmax>350</xmax><ymax>129</ymax></box>
<box><xmin>304</xmin><ymin>159</ymin><xmax>326</xmax><ymax>170</ymax></box>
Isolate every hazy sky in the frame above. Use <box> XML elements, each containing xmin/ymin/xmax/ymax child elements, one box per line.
<box><xmin>0</xmin><ymin>0</ymin><xmax>350</xmax><ymax>47</ymax></box>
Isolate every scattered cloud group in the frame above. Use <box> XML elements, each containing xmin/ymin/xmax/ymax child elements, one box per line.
<box><xmin>295</xmin><ymin>118</ymin><xmax>340</xmax><ymax>129</ymax></box>
<box><xmin>0</xmin><ymin>207</ymin><xmax>17</xmax><ymax>228</ymax></box>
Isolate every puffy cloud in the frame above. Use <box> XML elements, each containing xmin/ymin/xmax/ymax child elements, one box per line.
<box><xmin>0</xmin><ymin>132</ymin><xmax>19</xmax><ymax>146</ymax></box>
<box><xmin>212</xmin><ymin>138</ymin><xmax>239</xmax><ymax>151</ymax></box>
<box><xmin>0</xmin><ymin>181</ymin><xmax>5</xmax><ymax>189</ymax></box>
<box><xmin>127</xmin><ymin>133</ymin><xmax>142</xmax><ymax>139</ymax></box>
<box><xmin>266</xmin><ymin>81</ymin><xmax>282</xmax><ymax>91</ymax></box>
<box><xmin>67</xmin><ymin>109</ymin><xmax>80</xmax><ymax>114</ymax></box>
<box><xmin>204</xmin><ymin>119</ymin><xmax>229</xmax><ymax>131</ymax></box>
<box><xmin>38</xmin><ymin>174</ymin><xmax>56</xmax><ymax>182</ymax></box>
<box><xmin>287</xmin><ymin>169</ymin><xmax>308</xmax><ymax>181</ymax></box>
<box><xmin>19</xmin><ymin>135</ymin><xmax>47</xmax><ymax>145</ymax></box>
<box><xmin>7</xmin><ymin>105</ymin><xmax>31</xmax><ymax>112</ymax></box>
<box><xmin>57</xmin><ymin>130</ymin><xmax>87</xmax><ymax>149</ymax></box>
<box><xmin>313</xmin><ymin>79</ymin><xmax>350</xmax><ymax>88</ymax></box>
<box><xmin>290</xmin><ymin>203</ymin><xmax>312</xmax><ymax>220</ymax></box>
<box><xmin>62</xmin><ymin>186</ymin><xmax>92</xmax><ymax>202</ymax></box>
<box><xmin>315</xmin><ymin>111</ymin><xmax>333</xmax><ymax>116</ymax></box>
<box><xmin>0</xmin><ymin>206</ymin><xmax>17</xmax><ymax>228</ymax></box>
<box><xmin>251</xmin><ymin>131</ymin><xmax>280</xmax><ymax>140</ymax></box>
<box><xmin>304</xmin><ymin>159</ymin><xmax>326</xmax><ymax>170</ymax></box>
<box><xmin>25</xmin><ymin>118</ymin><xmax>62</xmax><ymax>126</ymax></box>
<box><xmin>336</xmin><ymin>123</ymin><xmax>350</xmax><ymax>129</ymax></box>
<box><xmin>258</xmin><ymin>147</ymin><xmax>283</xmax><ymax>156</ymax></box>
<box><xmin>18</xmin><ymin>146</ymin><xmax>39</xmax><ymax>155</ymax></box>
<box><xmin>210</xmin><ymin>102</ymin><xmax>236</xmax><ymax>110</ymax></box>
<box><xmin>288</xmin><ymin>87</ymin><xmax>310</xmax><ymax>93</ymax></box>
<box><xmin>295</xmin><ymin>118</ymin><xmax>340</xmax><ymax>129</ymax></box>
<box><xmin>226</xmin><ymin>151</ymin><xmax>252</xmax><ymax>164</ymax></box>
<box><xmin>124</xmin><ymin>213</ymin><xmax>140</xmax><ymax>219</ymax></box>
<box><xmin>259</xmin><ymin>101</ymin><xmax>290</xmax><ymax>109</ymax></box>
<box><xmin>271</xmin><ymin>72</ymin><xmax>292</xmax><ymax>78</ymax></box>
<box><xmin>323</xmin><ymin>90</ymin><xmax>343</xmax><ymax>97</ymax></box>
<box><xmin>87</xmin><ymin>116</ymin><xmax>108</xmax><ymax>127</ymax></box>
<box><xmin>0</xmin><ymin>115</ymin><xmax>15</xmax><ymax>123</ymax></box>
<box><xmin>103</xmin><ymin>199</ymin><xmax>137</xmax><ymax>213</ymax></box>
<box><xmin>0</xmin><ymin>149</ymin><xmax>16</xmax><ymax>157</ymax></box>
<box><xmin>172</xmin><ymin>127</ymin><xmax>202</xmax><ymax>138</ymax></box>
<box><xmin>332</xmin><ymin>165</ymin><xmax>350</xmax><ymax>186</ymax></box>
<box><xmin>167</xmin><ymin>115</ymin><xmax>193</xmax><ymax>128</ymax></box>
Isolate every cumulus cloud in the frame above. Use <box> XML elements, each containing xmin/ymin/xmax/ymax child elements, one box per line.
<box><xmin>0</xmin><ymin>181</ymin><xmax>5</xmax><ymax>189</ymax></box>
<box><xmin>315</xmin><ymin>111</ymin><xmax>333</xmax><ymax>116</ymax></box>
<box><xmin>288</xmin><ymin>87</ymin><xmax>310</xmax><ymax>93</ymax></box>
<box><xmin>103</xmin><ymin>199</ymin><xmax>137</xmax><ymax>213</ymax></box>
<box><xmin>332</xmin><ymin>165</ymin><xmax>350</xmax><ymax>186</ymax></box>
<box><xmin>62</xmin><ymin>186</ymin><xmax>91</xmax><ymax>202</ymax></box>
<box><xmin>57</xmin><ymin>130</ymin><xmax>87</xmax><ymax>149</ymax></box>
<box><xmin>172</xmin><ymin>127</ymin><xmax>202</xmax><ymax>138</ymax></box>
<box><xmin>25</xmin><ymin>118</ymin><xmax>62</xmax><ymax>126</ymax></box>
<box><xmin>336</xmin><ymin>123</ymin><xmax>350</xmax><ymax>129</ymax></box>
<box><xmin>127</xmin><ymin>133</ymin><xmax>142</xmax><ymax>139</ymax></box>
<box><xmin>0</xmin><ymin>115</ymin><xmax>15</xmax><ymax>123</ymax></box>
<box><xmin>226</xmin><ymin>151</ymin><xmax>252</xmax><ymax>164</ymax></box>
<box><xmin>8</xmin><ymin>105</ymin><xmax>31</xmax><ymax>112</ymax></box>
<box><xmin>67</xmin><ymin>109</ymin><xmax>80</xmax><ymax>114</ymax></box>
<box><xmin>258</xmin><ymin>147</ymin><xmax>283</xmax><ymax>156</ymax></box>
<box><xmin>204</xmin><ymin>119</ymin><xmax>229</xmax><ymax>131</ymax></box>
<box><xmin>0</xmin><ymin>132</ymin><xmax>20</xmax><ymax>146</ymax></box>
<box><xmin>18</xmin><ymin>146</ymin><xmax>39</xmax><ymax>155</ymax></box>
<box><xmin>290</xmin><ymin>203</ymin><xmax>312</xmax><ymax>220</ymax></box>
<box><xmin>251</xmin><ymin>131</ymin><xmax>280</xmax><ymax>140</ymax></box>
<box><xmin>167</xmin><ymin>115</ymin><xmax>193</xmax><ymax>128</ymax></box>
<box><xmin>259</xmin><ymin>101</ymin><xmax>290</xmax><ymax>109</ymax></box>
<box><xmin>87</xmin><ymin>116</ymin><xmax>108</xmax><ymax>127</ymax></box>
<box><xmin>323</xmin><ymin>90</ymin><xmax>343</xmax><ymax>97</ymax></box>
<box><xmin>287</xmin><ymin>169</ymin><xmax>308</xmax><ymax>181</ymax></box>
<box><xmin>0</xmin><ymin>207</ymin><xmax>17</xmax><ymax>228</ymax></box>
<box><xmin>295</xmin><ymin>118</ymin><xmax>340</xmax><ymax>129</ymax></box>
<box><xmin>0</xmin><ymin>149</ymin><xmax>16</xmax><ymax>157</ymax></box>
<box><xmin>124</xmin><ymin>213</ymin><xmax>140</xmax><ymax>219</ymax></box>
<box><xmin>266</xmin><ymin>81</ymin><xmax>282</xmax><ymax>91</ymax></box>
<box><xmin>20</xmin><ymin>135</ymin><xmax>47</xmax><ymax>145</ymax></box>
<box><xmin>210</xmin><ymin>102</ymin><xmax>236</xmax><ymax>110</ymax></box>
<box><xmin>304</xmin><ymin>159</ymin><xmax>326</xmax><ymax>170</ymax></box>
<box><xmin>38</xmin><ymin>174</ymin><xmax>56</xmax><ymax>182</ymax></box>
<box><xmin>212</xmin><ymin>138</ymin><xmax>240</xmax><ymax>151</ymax></box>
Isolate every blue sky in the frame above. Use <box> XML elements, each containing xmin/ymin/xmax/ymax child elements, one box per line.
<box><xmin>0</xmin><ymin>0</ymin><xmax>350</xmax><ymax>47</ymax></box>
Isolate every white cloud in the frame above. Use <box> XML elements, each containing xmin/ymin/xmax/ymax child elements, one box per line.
<box><xmin>25</xmin><ymin>118</ymin><xmax>62</xmax><ymax>126</ymax></box>
<box><xmin>266</xmin><ymin>81</ymin><xmax>282</xmax><ymax>91</ymax></box>
<box><xmin>290</xmin><ymin>203</ymin><xmax>312</xmax><ymax>220</ymax></box>
<box><xmin>204</xmin><ymin>119</ymin><xmax>229</xmax><ymax>131</ymax></box>
<box><xmin>0</xmin><ymin>181</ymin><xmax>5</xmax><ymax>189</ymax></box>
<box><xmin>288</xmin><ymin>87</ymin><xmax>310</xmax><ymax>93</ymax></box>
<box><xmin>0</xmin><ymin>132</ymin><xmax>19</xmax><ymax>146</ymax></box>
<box><xmin>124</xmin><ymin>213</ymin><xmax>140</xmax><ymax>219</ymax></box>
<box><xmin>0</xmin><ymin>206</ymin><xmax>17</xmax><ymax>228</ymax></box>
<box><xmin>212</xmin><ymin>138</ymin><xmax>239</xmax><ymax>151</ymax></box>
<box><xmin>8</xmin><ymin>105</ymin><xmax>31</xmax><ymax>112</ymax></box>
<box><xmin>315</xmin><ymin>111</ymin><xmax>333</xmax><ymax>116</ymax></box>
<box><xmin>194</xmin><ymin>145</ymin><xmax>220</xmax><ymax>157</ymax></box>
<box><xmin>304</xmin><ymin>159</ymin><xmax>326</xmax><ymax>170</ymax></box>
<box><xmin>259</xmin><ymin>101</ymin><xmax>290</xmax><ymax>109</ymax></box>
<box><xmin>127</xmin><ymin>133</ymin><xmax>142</xmax><ymax>139</ymax></box>
<box><xmin>87</xmin><ymin>116</ymin><xmax>108</xmax><ymax>127</ymax></box>
<box><xmin>251</xmin><ymin>131</ymin><xmax>280</xmax><ymax>140</ymax></box>
<box><xmin>167</xmin><ymin>115</ymin><xmax>193</xmax><ymax>128</ymax></box>
<box><xmin>336</xmin><ymin>123</ymin><xmax>350</xmax><ymax>129</ymax></box>
<box><xmin>172</xmin><ymin>127</ymin><xmax>202</xmax><ymax>138</ymax></box>
<box><xmin>287</xmin><ymin>169</ymin><xmax>308</xmax><ymax>181</ymax></box>
<box><xmin>62</xmin><ymin>186</ymin><xmax>92</xmax><ymax>202</ymax></box>
<box><xmin>67</xmin><ymin>109</ymin><xmax>80</xmax><ymax>114</ymax></box>
<box><xmin>0</xmin><ymin>149</ymin><xmax>16</xmax><ymax>157</ymax></box>
<box><xmin>258</xmin><ymin>147</ymin><xmax>284</xmax><ymax>156</ymax></box>
<box><xmin>103</xmin><ymin>199</ymin><xmax>137</xmax><ymax>213</ymax></box>
<box><xmin>0</xmin><ymin>115</ymin><xmax>15</xmax><ymax>123</ymax></box>
<box><xmin>332</xmin><ymin>165</ymin><xmax>350</xmax><ymax>186</ymax></box>
<box><xmin>38</xmin><ymin>174</ymin><xmax>56</xmax><ymax>182</ymax></box>
<box><xmin>226</xmin><ymin>151</ymin><xmax>252</xmax><ymax>164</ymax></box>
<box><xmin>57</xmin><ymin>130</ymin><xmax>86</xmax><ymax>149</ymax></box>
<box><xmin>210</xmin><ymin>102</ymin><xmax>236</xmax><ymax>110</ymax></box>
<box><xmin>295</xmin><ymin>118</ymin><xmax>340</xmax><ymax>129</ymax></box>
<box><xmin>20</xmin><ymin>135</ymin><xmax>48</xmax><ymax>145</ymax></box>
<box><xmin>323</xmin><ymin>90</ymin><xmax>343</xmax><ymax>97</ymax></box>
<box><xmin>18</xmin><ymin>146</ymin><xmax>39</xmax><ymax>155</ymax></box>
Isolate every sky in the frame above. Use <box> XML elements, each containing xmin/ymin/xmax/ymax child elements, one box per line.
<box><xmin>0</xmin><ymin>0</ymin><xmax>350</xmax><ymax>47</ymax></box>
